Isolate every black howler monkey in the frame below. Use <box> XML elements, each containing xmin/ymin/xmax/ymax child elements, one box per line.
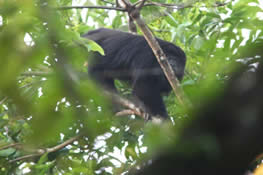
<box><xmin>83</xmin><ymin>28</ymin><xmax>186</xmax><ymax>119</ymax></box>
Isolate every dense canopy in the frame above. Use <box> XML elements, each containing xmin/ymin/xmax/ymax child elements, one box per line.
<box><xmin>0</xmin><ymin>0</ymin><xmax>263</xmax><ymax>174</ymax></box>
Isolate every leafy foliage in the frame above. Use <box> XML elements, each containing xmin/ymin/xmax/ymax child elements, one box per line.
<box><xmin>0</xmin><ymin>0</ymin><xmax>262</xmax><ymax>174</ymax></box>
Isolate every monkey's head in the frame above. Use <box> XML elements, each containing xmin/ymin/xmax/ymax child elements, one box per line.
<box><xmin>167</xmin><ymin>55</ymin><xmax>186</xmax><ymax>81</ymax></box>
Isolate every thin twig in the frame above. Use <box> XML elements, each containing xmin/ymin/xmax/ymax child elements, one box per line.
<box><xmin>57</xmin><ymin>5</ymin><xmax>126</xmax><ymax>11</ymax></box>
<box><xmin>106</xmin><ymin>91</ymin><xmax>146</xmax><ymax>118</ymax></box>
<box><xmin>100</xmin><ymin>0</ymin><xmax>115</xmax><ymax>5</ymax></box>
<box><xmin>0</xmin><ymin>143</ymin><xmax>22</xmax><ymax>150</ymax></box>
<box><xmin>0</xmin><ymin>97</ymin><xmax>7</xmax><ymax>105</ymax></box>
<box><xmin>144</xmin><ymin>1</ymin><xmax>190</xmax><ymax>9</ymax></box>
<box><xmin>46</xmin><ymin>135</ymin><xmax>81</xmax><ymax>153</ymax></box>
<box><xmin>56</xmin><ymin>1</ymin><xmax>228</xmax><ymax>12</ymax></box>
<box><xmin>9</xmin><ymin>135</ymin><xmax>81</xmax><ymax>163</ymax></box>
<box><xmin>143</xmin><ymin>1</ymin><xmax>228</xmax><ymax>9</ymax></box>
<box><xmin>137</xmin><ymin>0</ymin><xmax>147</xmax><ymax>10</ymax></box>
<box><xmin>20</xmin><ymin>71</ymin><xmax>52</xmax><ymax>77</ymax></box>
<box><xmin>116</xmin><ymin>109</ymin><xmax>136</xmax><ymax>116</ymax></box>
<box><xmin>9</xmin><ymin>153</ymin><xmax>42</xmax><ymax>163</ymax></box>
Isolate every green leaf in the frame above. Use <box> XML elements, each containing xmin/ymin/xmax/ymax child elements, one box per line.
<box><xmin>182</xmin><ymin>79</ymin><xmax>195</xmax><ymax>86</ymax></box>
<box><xmin>0</xmin><ymin>148</ymin><xmax>16</xmax><ymax>157</ymax></box>
<box><xmin>112</xmin><ymin>16</ymin><xmax>122</xmax><ymax>29</ymax></box>
<box><xmin>38</xmin><ymin>153</ymin><xmax>48</xmax><ymax>164</ymax></box>
<box><xmin>81</xmin><ymin>38</ymin><xmax>105</xmax><ymax>56</ymax></box>
<box><xmin>192</xmin><ymin>36</ymin><xmax>204</xmax><ymax>50</ymax></box>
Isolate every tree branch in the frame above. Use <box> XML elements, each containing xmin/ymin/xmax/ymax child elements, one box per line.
<box><xmin>45</xmin><ymin>135</ymin><xmax>81</xmax><ymax>153</ymax></box>
<box><xmin>56</xmin><ymin>1</ymin><xmax>229</xmax><ymax>12</ymax></box>
<box><xmin>9</xmin><ymin>153</ymin><xmax>43</xmax><ymax>163</ymax></box>
<box><xmin>143</xmin><ymin>1</ymin><xmax>193</xmax><ymax>9</ymax></box>
<box><xmin>116</xmin><ymin>109</ymin><xmax>135</xmax><ymax>116</ymax></box>
<box><xmin>137</xmin><ymin>0</ymin><xmax>148</xmax><ymax>10</ymax></box>
<box><xmin>20</xmin><ymin>71</ymin><xmax>52</xmax><ymax>77</ymax></box>
<box><xmin>0</xmin><ymin>97</ymin><xmax>7</xmax><ymax>105</ymax></box>
<box><xmin>106</xmin><ymin>91</ymin><xmax>152</xmax><ymax>120</ymax></box>
<box><xmin>119</xmin><ymin>0</ymin><xmax>190</xmax><ymax>107</ymax></box>
<box><xmin>0</xmin><ymin>143</ymin><xmax>22</xmax><ymax>150</ymax></box>
<box><xmin>9</xmin><ymin>135</ymin><xmax>81</xmax><ymax>163</ymax></box>
<box><xmin>57</xmin><ymin>5</ymin><xmax>126</xmax><ymax>11</ymax></box>
<box><xmin>107</xmin><ymin>91</ymin><xmax>164</xmax><ymax>122</ymax></box>
<box><xmin>142</xmin><ymin>1</ymin><xmax>228</xmax><ymax>9</ymax></box>
<box><xmin>100</xmin><ymin>0</ymin><xmax>115</xmax><ymax>6</ymax></box>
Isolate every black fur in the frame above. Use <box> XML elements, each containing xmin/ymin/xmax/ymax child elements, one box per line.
<box><xmin>84</xmin><ymin>28</ymin><xmax>186</xmax><ymax>118</ymax></box>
